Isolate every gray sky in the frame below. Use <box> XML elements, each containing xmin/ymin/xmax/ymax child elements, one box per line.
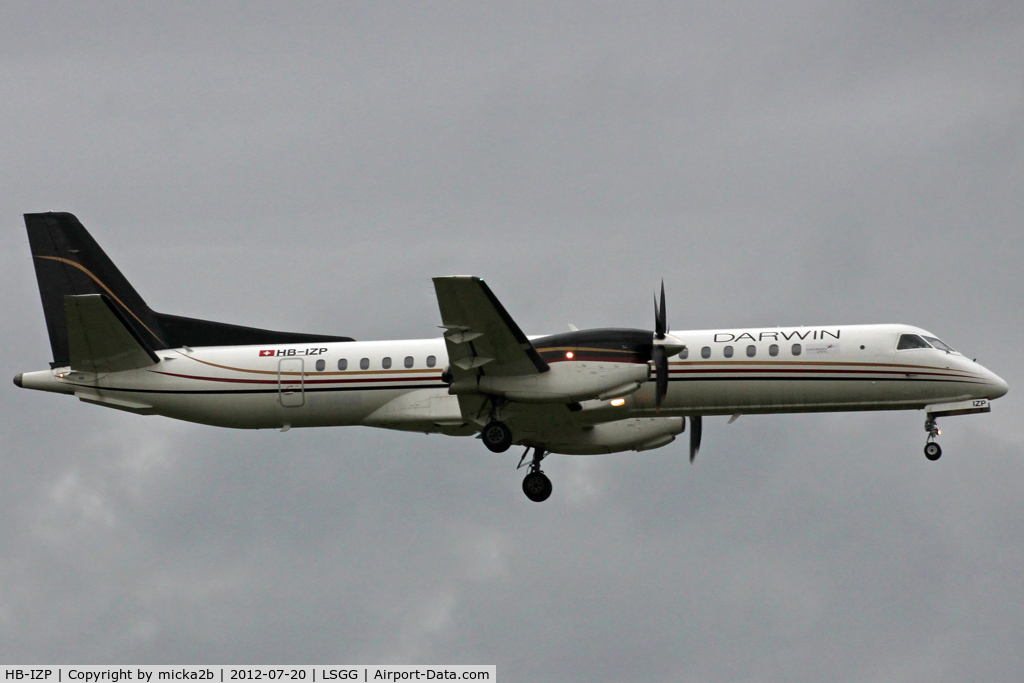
<box><xmin>2</xmin><ymin>2</ymin><xmax>1023</xmax><ymax>680</ymax></box>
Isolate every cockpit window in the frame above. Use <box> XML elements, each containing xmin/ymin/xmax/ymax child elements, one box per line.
<box><xmin>922</xmin><ymin>336</ymin><xmax>957</xmax><ymax>353</ymax></box>
<box><xmin>897</xmin><ymin>334</ymin><xmax>932</xmax><ymax>350</ymax></box>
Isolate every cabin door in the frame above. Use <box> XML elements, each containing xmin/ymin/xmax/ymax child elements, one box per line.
<box><xmin>278</xmin><ymin>358</ymin><xmax>305</xmax><ymax>407</ymax></box>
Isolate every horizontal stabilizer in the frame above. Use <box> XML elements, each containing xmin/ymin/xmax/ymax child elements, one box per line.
<box><xmin>75</xmin><ymin>391</ymin><xmax>155</xmax><ymax>415</ymax></box>
<box><xmin>65</xmin><ymin>294</ymin><xmax>160</xmax><ymax>372</ymax></box>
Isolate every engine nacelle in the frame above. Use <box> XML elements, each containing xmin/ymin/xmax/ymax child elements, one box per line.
<box><xmin>448</xmin><ymin>361</ymin><xmax>650</xmax><ymax>403</ymax></box>
<box><xmin>542</xmin><ymin>416</ymin><xmax>685</xmax><ymax>455</ymax></box>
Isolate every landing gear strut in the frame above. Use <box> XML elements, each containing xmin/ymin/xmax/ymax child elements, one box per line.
<box><xmin>518</xmin><ymin>446</ymin><xmax>552</xmax><ymax>502</ymax></box>
<box><xmin>924</xmin><ymin>417</ymin><xmax>942</xmax><ymax>461</ymax></box>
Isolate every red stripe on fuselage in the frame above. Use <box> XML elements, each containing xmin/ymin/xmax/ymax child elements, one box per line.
<box><xmin>668</xmin><ymin>367</ymin><xmax>976</xmax><ymax>379</ymax></box>
<box><xmin>149</xmin><ymin>371</ymin><xmax>443</xmax><ymax>385</ymax></box>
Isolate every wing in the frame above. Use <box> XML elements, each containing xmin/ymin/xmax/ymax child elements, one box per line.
<box><xmin>432</xmin><ymin>276</ymin><xmax>549</xmax><ymax>378</ymax></box>
<box><xmin>64</xmin><ymin>294</ymin><xmax>160</xmax><ymax>373</ymax></box>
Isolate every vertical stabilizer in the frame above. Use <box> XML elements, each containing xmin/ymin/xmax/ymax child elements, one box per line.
<box><xmin>24</xmin><ymin>212</ymin><xmax>167</xmax><ymax>366</ymax></box>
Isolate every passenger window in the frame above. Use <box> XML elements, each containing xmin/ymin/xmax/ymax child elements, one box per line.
<box><xmin>315</xmin><ymin>359</ymin><xmax>325</xmax><ymax>372</ymax></box>
<box><xmin>769</xmin><ymin>344</ymin><xmax>779</xmax><ymax>357</ymax></box>
<box><xmin>746</xmin><ymin>345</ymin><xmax>756</xmax><ymax>358</ymax></box>
<box><xmin>922</xmin><ymin>336</ymin><xmax>955</xmax><ymax>352</ymax></box>
<box><xmin>791</xmin><ymin>344</ymin><xmax>801</xmax><ymax>356</ymax></box>
<box><xmin>404</xmin><ymin>356</ymin><xmax>414</xmax><ymax>368</ymax></box>
<box><xmin>701</xmin><ymin>346</ymin><xmax>711</xmax><ymax>359</ymax></box>
<box><xmin>897</xmin><ymin>334</ymin><xmax>931</xmax><ymax>350</ymax></box>
<box><xmin>426</xmin><ymin>355</ymin><xmax>437</xmax><ymax>368</ymax></box>
<box><xmin>338</xmin><ymin>358</ymin><xmax>348</xmax><ymax>371</ymax></box>
<box><xmin>724</xmin><ymin>345</ymin><xmax>734</xmax><ymax>358</ymax></box>
<box><xmin>382</xmin><ymin>357</ymin><xmax>392</xmax><ymax>369</ymax></box>
<box><xmin>359</xmin><ymin>358</ymin><xmax>369</xmax><ymax>370</ymax></box>
<box><xmin>679</xmin><ymin>347</ymin><xmax>689</xmax><ymax>360</ymax></box>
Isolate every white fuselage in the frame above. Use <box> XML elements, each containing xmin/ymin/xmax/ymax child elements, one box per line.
<box><xmin>18</xmin><ymin>323</ymin><xmax>1008</xmax><ymax>438</ymax></box>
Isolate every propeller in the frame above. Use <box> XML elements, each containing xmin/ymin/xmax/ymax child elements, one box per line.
<box><xmin>655</xmin><ymin>280</ymin><xmax>667</xmax><ymax>340</ymax></box>
<box><xmin>652</xmin><ymin>281</ymin><xmax>684</xmax><ymax>407</ymax></box>
<box><xmin>689</xmin><ymin>415</ymin><xmax>702</xmax><ymax>462</ymax></box>
<box><xmin>649</xmin><ymin>283</ymin><xmax>702</xmax><ymax>460</ymax></box>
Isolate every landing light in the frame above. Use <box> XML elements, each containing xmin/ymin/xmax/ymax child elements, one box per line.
<box><xmin>566</xmin><ymin>351</ymin><xmax>574</xmax><ymax>359</ymax></box>
<box><xmin>610</xmin><ymin>398</ymin><xmax>625</xmax><ymax>407</ymax></box>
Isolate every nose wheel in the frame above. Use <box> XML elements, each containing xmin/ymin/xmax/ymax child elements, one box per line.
<box><xmin>924</xmin><ymin>417</ymin><xmax>942</xmax><ymax>461</ymax></box>
<box><xmin>518</xmin><ymin>446</ymin><xmax>552</xmax><ymax>502</ymax></box>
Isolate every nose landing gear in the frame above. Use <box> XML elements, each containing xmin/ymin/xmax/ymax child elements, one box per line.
<box><xmin>924</xmin><ymin>417</ymin><xmax>942</xmax><ymax>461</ymax></box>
<box><xmin>518</xmin><ymin>446</ymin><xmax>552</xmax><ymax>502</ymax></box>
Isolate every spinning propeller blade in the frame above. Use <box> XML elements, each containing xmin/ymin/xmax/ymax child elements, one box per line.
<box><xmin>689</xmin><ymin>415</ymin><xmax>702</xmax><ymax>462</ymax></box>
<box><xmin>655</xmin><ymin>280</ymin><xmax>667</xmax><ymax>340</ymax></box>
<box><xmin>653</xmin><ymin>280</ymin><xmax>670</xmax><ymax>406</ymax></box>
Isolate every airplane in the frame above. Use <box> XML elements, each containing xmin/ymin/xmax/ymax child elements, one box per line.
<box><xmin>15</xmin><ymin>213</ymin><xmax>1009</xmax><ymax>502</ymax></box>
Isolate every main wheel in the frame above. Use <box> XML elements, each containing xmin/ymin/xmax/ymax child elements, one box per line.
<box><xmin>924</xmin><ymin>442</ymin><xmax>942</xmax><ymax>461</ymax></box>
<box><xmin>482</xmin><ymin>420</ymin><xmax>513</xmax><ymax>453</ymax></box>
<box><xmin>522</xmin><ymin>471</ymin><xmax>553</xmax><ymax>502</ymax></box>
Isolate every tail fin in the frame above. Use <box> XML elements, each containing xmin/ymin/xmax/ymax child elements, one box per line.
<box><xmin>25</xmin><ymin>212</ymin><xmax>167</xmax><ymax>367</ymax></box>
<box><xmin>25</xmin><ymin>212</ymin><xmax>355</xmax><ymax>367</ymax></box>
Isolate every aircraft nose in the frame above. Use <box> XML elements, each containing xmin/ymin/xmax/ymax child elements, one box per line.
<box><xmin>987</xmin><ymin>372</ymin><xmax>1009</xmax><ymax>399</ymax></box>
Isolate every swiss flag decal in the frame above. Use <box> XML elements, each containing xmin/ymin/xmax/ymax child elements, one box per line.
<box><xmin>259</xmin><ymin>349</ymin><xmax>275</xmax><ymax>357</ymax></box>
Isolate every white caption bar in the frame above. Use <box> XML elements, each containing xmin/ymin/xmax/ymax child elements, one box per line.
<box><xmin>2</xmin><ymin>668</ymin><xmax>495</xmax><ymax>683</ymax></box>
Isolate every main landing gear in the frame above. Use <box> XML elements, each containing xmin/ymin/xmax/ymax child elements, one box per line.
<box><xmin>924</xmin><ymin>417</ymin><xmax>942</xmax><ymax>461</ymax></box>
<box><xmin>518</xmin><ymin>446</ymin><xmax>552</xmax><ymax>502</ymax></box>
<box><xmin>478</xmin><ymin>396</ymin><xmax>552</xmax><ymax>501</ymax></box>
<box><xmin>482</xmin><ymin>420</ymin><xmax>513</xmax><ymax>453</ymax></box>
<box><xmin>481</xmin><ymin>396</ymin><xmax>513</xmax><ymax>453</ymax></box>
